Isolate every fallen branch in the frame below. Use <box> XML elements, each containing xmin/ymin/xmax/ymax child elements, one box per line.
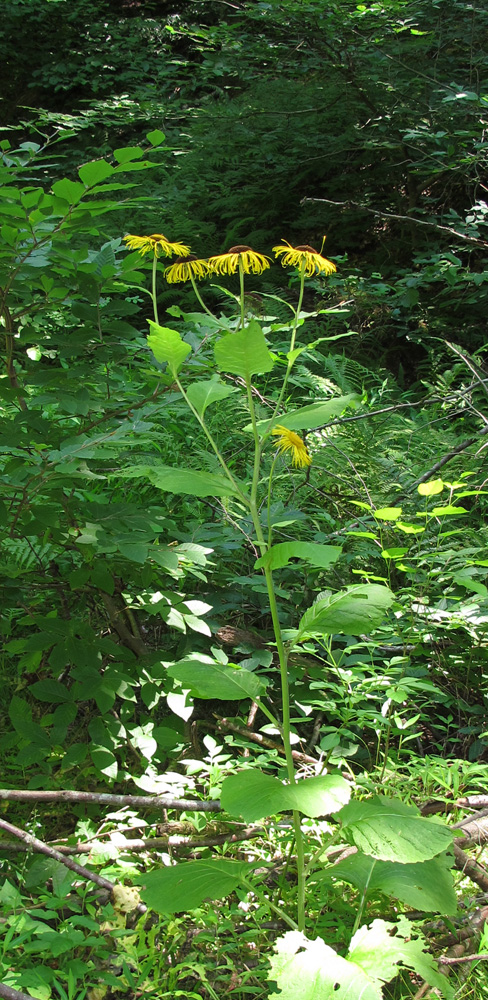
<box><xmin>0</xmin><ymin>985</ymin><xmax>37</xmax><ymax>1000</ymax></box>
<box><xmin>439</xmin><ymin>953</ymin><xmax>488</xmax><ymax>965</ymax></box>
<box><xmin>214</xmin><ymin>717</ymin><xmax>319</xmax><ymax>766</ymax></box>
<box><xmin>300</xmin><ymin>196</ymin><xmax>488</xmax><ymax>248</ymax></box>
<box><xmin>452</xmin><ymin>842</ymin><xmax>488</xmax><ymax>893</ymax></box>
<box><xmin>0</xmin><ymin>788</ymin><xmax>220</xmax><ymax>811</ymax></box>
<box><xmin>0</xmin><ymin>826</ymin><xmax>263</xmax><ymax>855</ymax></box>
<box><xmin>0</xmin><ymin>818</ymin><xmax>114</xmax><ymax>892</ymax></box>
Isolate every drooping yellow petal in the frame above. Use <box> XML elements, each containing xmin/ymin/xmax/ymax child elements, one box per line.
<box><xmin>208</xmin><ymin>245</ymin><xmax>271</xmax><ymax>276</ymax></box>
<box><xmin>272</xmin><ymin>424</ymin><xmax>312</xmax><ymax>468</ymax></box>
<box><xmin>123</xmin><ymin>233</ymin><xmax>191</xmax><ymax>258</ymax></box>
<box><xmin>165</xmin><ymin>255</ymin><xmax>211</xmax><ymax>283</ymax></box>
<box><xmin>273</xmin><ymin>239</ymin><xmax>336</xmax><ymax>277</ymax></box>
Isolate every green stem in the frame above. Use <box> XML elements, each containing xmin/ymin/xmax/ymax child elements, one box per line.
<box><xmin>239</xmin><ymin>262</ymin><xmax>245</xmax><ymax>330</ymax></box>
<box><xmin>241</xmin><ymin>878</ymin><xmax>298</xmax><ymax>931</ymax></box>
<box><xmin>263</xmin><ymin>259</ymin><xmax>307</xmax><ymax>439</ymax></box>
<box><xmin>151</xmin><ymin>253</ymin><xmax>159</xmax><ymax>324</ymax></box>
<box><xmin>266</xmin><ymin>452</ymin><xmax>280</xmax><ymax>548</ymax></box>
<box><xmin>245</xmin><ymin>372</ymin><xmax>306</xmax><ymax>931</ymax></box>
<box><xmin>174</xmin><ymin>375</ymin><xmax>248</xmax><ymax>504</ymax></box>
<box><xmin>350</xmin><ymin>860</ymin><xmax>376</xmax><ymax>938</ymax></box>
<box><xmin>190</xmin><ymin>275</ymin><xmax>217</xmax><ymax>320</ymax></box>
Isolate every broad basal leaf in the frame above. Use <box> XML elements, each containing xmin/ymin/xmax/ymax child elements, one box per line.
<box><xmin>140</xmin><ymin>859</ymin><xmax>251</xmax><ymax>914</ymax></box>
<box><xmin>147</xmin><ymin>321</ymin><xmax>190</xmax><ymax>374</ymax></box>
<box><xmin>296</xmin><ymin>584</ymin><xmax>394</xmax><ymax>640</ymax></box>
<box><xmin>168</xmin><ymin>655</ymin><xmax>267</xmax><ymax>701</ymax></box>
<box><xmin>321</xmin><ymin>850</ymin><xmax>457</xmax><ymax>914</ymax></box>
<box><xmin>338</xmin><ymin>796</ymin><xmax>453</xmax><ymax>863</ymax></box>
<box><xmin>221</xmin><ymin>770</ymin><xmax>350</xmax><ymax>823</ymax></box>
<box><xmin>255</xmin><ymin>542</ymin><xmax>342</xmax><ymax>571</ymax></box>
<box><xmin>268</xmin><ymin>931</ymin><xmax>381</xmax><ymax>1000</ymax></box>
<box><xmin>348</xmin><ymin>916</ymin><xmax>453</xmax><ymax>999</ymax></box>
<box><xmin>214</xmin><ymin>320</ymin><xmax>274</xmax><ymax>378</ymax></box>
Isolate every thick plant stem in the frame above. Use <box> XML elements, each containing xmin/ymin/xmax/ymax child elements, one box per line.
<box><xmin>245</xmin><ymin>372</ymin><xmax>307</xmax><ymax>931</ymax></box>
<box><xmin>264</xmin><ymin>259</ymin><xmax>307</xmax><ymax>435</ymax></box>
<box><xmin>239</xmin><ymin>262</ymin><xmax>245</xmax><ymax>329</ymax></box>
<box><xmin>151</xmin><ymin>253</ymin><xmax>159</xmax><ymax>324</ymax></box>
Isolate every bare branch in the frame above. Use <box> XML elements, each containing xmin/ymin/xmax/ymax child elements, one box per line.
<box><xmin>0</xmin><ymin>817</ymin><xmax>114</xmax><ymax>892</ymax></box>
<box><xmin>0</xmin><ymin>827</ymin><xmax>263</xmax><ymax>855</ymax></box>
<box><xmin>301</xmin><ymin>197</ymin><xmax>488</xmax><ymax>248</ymax></box>
<box><xmin>0</xmin><ymin>788</ymin><xmax>221</xmax><ymax>812</ymax></box>
<box><xmin>0</xmin><ymin>985</ymin><xmax>38</xmax><ymax>1000</ymax></box>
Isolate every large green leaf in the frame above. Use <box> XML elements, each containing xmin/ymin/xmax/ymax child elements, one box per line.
<box><xmin>221</xmin><ymin>770</ymin><xmax>350</xmax><ymax>822</ymax></box>
<box><xmin>254</xmin><ymin>394</ymin><xmax>359</xmax><ymax>434</ymax></box>
<box><xmin>118</xmin><ymin>464</ymin><xmax>241</xmax><ymax>498</ymax></box>
<box><xmin>296</xmin><ymin>584</ymin><xmax>394</xmax><ymax>640</ymax></box>
<box><xmin>321</xmin><ymin>850</ymin><xmax>457</xmax><ymax>913</ymax></box>
<box><xmin>339</xmin><ymin>796</ymin><xmax>453</xmax><ymax>863</ymax></box>
<box><xmin>168</xmin><ymin>655</ymin><xmax>268</xmax><ymax>701</ymax></box>
<box><xmin>186</xmin><ymin>378</ymin><xmax>237</xmax><ymax>418</ymax></box>
<box><xmin>255</xmin><ymin>542</ymin><xmax>342</xmax><ymax>571</ymax></box>
<box><xmin>268</xmin><ymin>931</ymin><xmax>381</xmax><ymax>1000</ymax></box>
<box><xmin>214</xmin><ymin>320</ymin><xmax>274</xmax><ymax>378</ymax></box>
<box><xmin>140</xmin><ymin>859</ymin><xmax>251</xmax><ymax>914</ymax></box>
<box><xmin>348</xmin><ymin>917</ymin><xmax>453</xmax><ymax>999</ymax></box>
<box><xmin>147</xmin><ymin>321</ymin><xmax>191</xmax><ymax>375</ymax></box>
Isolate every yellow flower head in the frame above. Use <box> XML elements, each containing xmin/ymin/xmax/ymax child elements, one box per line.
<box><xmin>165</xmin><ymin>255</ymin><xmax>211</xmax><ymax>283</ymax></box>
<box><xmin>272</xmin><ymin>424</ymin><xmax>312</xmax><ymax>468</ymax></box>
<box><xmin>123</xmin><ymin>233</ymin><xmax>191</xmax><ymax>258</ymax></box>
<box><xmin>272</xmin><ymin>238</ymin><xmax>336</xmax><ymax>278</ymax></box>
<box><xmin>208</xmin><ymin>245</ymin><xmax>271</xmax><ymax>276</ymax></box>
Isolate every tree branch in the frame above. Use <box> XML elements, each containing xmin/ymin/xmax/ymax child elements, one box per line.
<box><xmin>301</xmin><ymin>197</ymin><xmax>488</xmax><ymax>248</ymax></box>
<box><xmin>0</xmin><ymin>985</ymin><xmax>38</xmax><ymax>1000</ymax></box>
<box><xmin>0</xmin><ymin>789</ymin><xmax>221</xmax><ymax>811</ymax></box>
<box><xmin>0</xmin><ymin>827</ymin><xmax>263</xmax><ymax>855</ymax></box>
<box><xmin>0</xmin><ymin>817</ymin><xmax>114</xmax><ymax>892</ymax></box>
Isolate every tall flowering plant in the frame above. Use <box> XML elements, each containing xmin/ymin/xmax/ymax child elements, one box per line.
<box><xmin>121</xmin><ymin>230</ymin><xmax>453</xmax><ymax>999</ymax></box>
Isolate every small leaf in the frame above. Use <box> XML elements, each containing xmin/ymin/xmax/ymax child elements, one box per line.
<box><xmin>373</xmin><ymin>507</ymin><xmax>402</xmax><ymax>521</ymax></box>
<box><xmin>113</xmin><ymin>146</ymin><xmax>145</xmax><ymax>164</ymax></box>
<box><xmin>140</xmin><ymin>859</ymin><xmax>251</xmax><ymax>913</ymax></box>
<box><xmin>78</xmin><ymin>160</ymin><xmax>114</xmax><ymax>186</ymax></box>
<box><xmin>186</xmin><ymin>378</ymin><xmax>237</xmax><ymax>419</ymax></box>
<box><xmin>418</xmin><ymin>479</ymin><xmax>444</xmax><ymax>496</ymax></box>
<box><xmin>51</xmin><ymin>178</ymin><xmax>85</xmax><ymax>203</ymax></box>
<box><xmin>29</xmin><ymin>680</ymin><xmax>72</xmax><ymax>704</ymax></box>
<box><xmin>214</xmin><ymin>320</ymin><xmax>274</xmax><ymax>378</ymax></box>
<box><xmin>147</xmin><ymin>321</ymin><xmax>190</xmax><ymax>375</ymax></box>
<box><xmin>146</xmin><ymin>129</ymin><xmax>166</xmax><ymax>145</ymax></box>
<box><xmin>255</xmin><ymin>542</ymin><xmax>342</xmax><ymax>571</ymax></box>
